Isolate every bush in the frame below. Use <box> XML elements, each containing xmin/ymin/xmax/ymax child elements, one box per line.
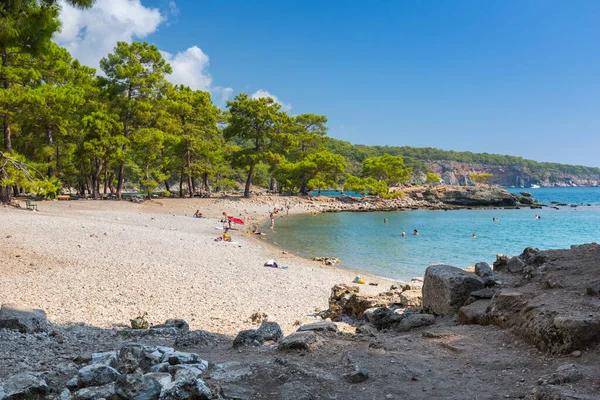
<box><xmin>214</xmin><ymin>179</ymin><xmax>238</xmax><ymax>193</ymax></box>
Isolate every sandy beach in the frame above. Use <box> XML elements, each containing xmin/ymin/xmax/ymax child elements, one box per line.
<box><xmin>0</xmin><ymin>198</ymin><xmax>393</xmax><ymax>335</ymax></box>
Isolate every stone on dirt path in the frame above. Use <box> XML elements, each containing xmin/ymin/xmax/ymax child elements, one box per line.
<box><xmin>422</xmin><ymin>265</ymin><xmax>484</xmax><ymax>315</ymax></box>
<box><xmin>0</xmin><ymin>304</ymin><xmax>48</xmax><ymax>333</ymax></box>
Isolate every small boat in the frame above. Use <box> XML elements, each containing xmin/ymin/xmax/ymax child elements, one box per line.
<box><xmin>530</xmin><ymin>184</ymin><xmax>541</xmax><ymax>189</ymax></box>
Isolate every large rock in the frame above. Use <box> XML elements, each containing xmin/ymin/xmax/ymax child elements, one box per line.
<box><xmin>458</xmin><ymin>300</ymin><xmax>491</xmax><ymax>325</ymax></box>
<box><xmin>279</xmin><ymin>332</ymin><xmax>321</xmax><ymax>351</ymax></box>
<box><xmin>118</xmin><ymin>344</ymin><xmax>166</xmax><ymax>374</ymax></box>
<box><xmin>256</xmin><ymin>321</ymin><xmax>283</xmax><ymax>342</ymax></box>
<box><xmin>175</xmin><ymin>330</ymin><xmax>212</xmax><ymax>347</ymax></box>
<box><xmin>297</xmin><ymin>321</ymin><xmax>338</xmax><ymax>333</ymax></box>
<box><xmin>163</xmin><ymin>351</ymin><xmax>204</xmax><ymax>365</ymax></box>
<box><xmin>422</xmin><ymin>265</ymin><xmax>485</xmax><ymax>315</ymax></box>
<box><xmin>210</xmin><ymin>361</ymin><xmax>253</xmax><ymax>383</ymax></box>
<box><xmin>73</xmin><ymin>383</ymin><xmax>117</xmax><ymax>400</ymax></box>
<box><xmin>422</xmin><ymin>186</ymin><xmax>528</xmax><ymax>207</ymax></box>
<box><xmin>0</xmin><ymin>304</ymin><xmax>48</xmax><ymax>333</ymax></box>
<box><xmin>77</xmin><ymin>364</ymin><xmax>121</xmax><ymax>388</ymax></box>
<box><xmin>399</xmin><ymin>290</ymin><xmax>422</xmax><ymax>307</ymax></box>
<box><xmin>114</xmin><ymin>372</ymin><xmax>162</xmax><ymax>400</ymax></box>
<box><xmin>0</xmin><ymin>372</ymin><xmax>48</xmax><ymax>399</ymax></box>
<box><xmin>389</xmin><ymin>313</ymin><xmax>435</xmax><ymax>332</ymax></box>
<box><xmin>159</xmin><ymin>378</ymin><xmax>211</xmax><ymax>400</ymax></box>
<box><xmin>474</xmin><ymin>262</ymin><xmax>496</xmax><ymax>287</ymax></box>
<box><xmin>232</xmin><ymin>330</ymin><xmax>264</xmax><ymax>348</ymax></box>
<box><xmin>325</xmin><ymin>284</ymin><xmax>403</xmax><ymax>320</ymax></box>
<box><xmin>91</xmin><ymin>351</ymin><xmax>118</xmax><ymax>369</ymax></box>
<box><xmin>150</xmin><ymin>319</ymin><xmax>189</xmax><ymax>335</ymax></box>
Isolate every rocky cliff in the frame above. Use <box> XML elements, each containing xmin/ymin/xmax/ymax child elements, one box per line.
<box><xmin>423</xmin><ymin>161</ymin><xmax>600</xmax><ymax>187</ymax></box>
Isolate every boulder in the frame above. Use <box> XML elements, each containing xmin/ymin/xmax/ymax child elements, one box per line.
<box><xmin>297</xmin><ymin>321</ymin><xmax>338</xmax><ymax>333</ymax></box>
<box><xmin>279</xmin><ymin>332</ymin><xmax>321</xmax><ymax>351</ymax></box>
<box><xmin>388</xmin><ymin>313</ymin><xmax>435</xmax><ymax>332</ymax></box>
<box><xmin>474</xmin><ymin>262</ymin><xmax>496</xmax><ymax>287</ymax></box>
<box><xmin>175</xmin><ymin>330</ymin><xmax>212</xmax><ymax>347</ymax></box>
<box><xmin>256</xmin><ymin>321</ymin><xmax>283</xmax><ymax>342</ymax></box>
<box><xmin>163</xmin><ymin>351</ymin><xmax>204</xmax><ymax>365</ymax></box>
<box><xmin>150</xmin><ymin>319</ymin><xmax>189</xmax><ymax>335</ymax></box>
<box><xmin>326</xmin><ymin>285</ymin><xmax>404</xmax><ymax>320</ymax></box>
<box><xmin>0</xmin><ymin>304</ymin><xmax>48</xmax><ymax>333</ymax></box>
<box><xmin>90</xmin><ymin>351</ymin><xmax>118</xmax><ymax>369</ymax></box>
<box><xmin>173</xmin><ymin>366</ymin><xmax>204</xmax><ymax>381</ymax></box>
<box><xmin>363</xmin><ymin>307</ymin><xmax>389</xmax><ymax>327</ymax></box>
<box><xmin>210</xmin><ymin>361</ymin><xmax>253</xmax><ymax>383</ymax></box>
<box><xmin>118</xmin><ymin>344</ymin><xmax>163</xmax><ymax>374</ymax></box>
<box><xmin>149</xmin><ymin>363</ymin><xmax>170</xmax><ymax>373</ymax></box>
<box><xmin>506</xmin><ymin>256</ymin><xmax>526</xmax><ymax>273</ymax></box>
<box><xmin>399</xmin><ymin>290</ymin><xmax>422</xmax><ymax>307</ymax></box>
<box><xmin>77</xmin><ymin>364</ymin><xmax>121</xmax><ymax>388</ymax></box>
<box><xmin>220</xmin><ymin>384</ymin><xmax>254</xmax><ymax>400</ymax></box>
<box><xmin>470</xmin><ymin>288</ymin><xmax>496</xmax><ymax>299</ymax></box>
<box><xmin>0</xmin><ymin>372</ymin><xmax>48</xmax><ymax>399</ymax></box>
<box><xmin>586</xmin><ymin>282</ymin><xmax>600</xmax><ymax>296</ymax></box>
<box><xmin>346</xmin><ymin>369</ymin><xmax>369</xmax><ymax>383</ymax></box>
<box><xmin>169</xmin><ymin>362</ymin><xmax>209</xmax><ymax>378</ymax></box>
<box><xmin>539</xmin><ymin>364</ymin><xmax>583</xmax><ymax>385</ymax></box>
<box><xmin>159</xmin><ymin>378</ymin><xmax>211</xmax><ymax>400</ymax></box>
<box><xmin>458</xmin><ymin>300</ymin><xmax>491</xmax><ymax>325</ymax></box>
<box><xmin>59</xmin><ymin>388</ymin><xmax>72</xmax><ymax>400</ymax></box>
<box><xmin>493</xmin><ymin>254</ymin><xmax>510</xmax><ymax>271</ymax></box>
<box><xmin>114</xmin><ymin>373</ymin><xmax>162</xmax><ymax>400</ymax></box>
<box><xmin>73</xmin><ymin>383</ymin><xmax>118</xmax><ymax>400</ymax></box>
<box><xmin>232</xmin><ymin>330</ymin><xmax>264</xmax><ymax>347</ymax></box>
<box><xmin>422</xmin><ymin>265</ymin><xmax>485</xmax><ymax>315</ymax></box>
<box><xmin>143</xmin><ymin>373</ymin><xmax>172</xmax><ymax>388</ymax></box>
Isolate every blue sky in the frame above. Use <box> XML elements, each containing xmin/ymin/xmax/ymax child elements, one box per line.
<box><xmin>58</xmin><ymin>1</ymin><xmax>600</xmax><ymax>167</ymax></box>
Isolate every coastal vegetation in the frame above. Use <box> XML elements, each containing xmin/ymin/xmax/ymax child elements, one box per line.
<box><xmin>1</xmin><ymin>1</ymin><xmax>599</xmax><ymax>203</ymax></box>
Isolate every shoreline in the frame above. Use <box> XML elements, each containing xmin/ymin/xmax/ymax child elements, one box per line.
<box><xmin>0</xmin><ymin>198</ymin><xmax>396</xmax><ymax>336</ymax></box>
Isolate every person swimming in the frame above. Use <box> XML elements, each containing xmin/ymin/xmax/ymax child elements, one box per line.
<box><xmin>384</xmin><ymin>218</ymin><xmax>388</xmax><ymax>223</ymax></box>
<box><xmin>413</xmin><ymin>229</ymin><xmax>419</xmax><ymax>235</ymax></box>
<box><xmin>401</xmin><ymin>232</ymin><xmax>406</xmax><ymax>237</ymax></box>
<box><xmin>472</xmin><ymin>233</ymin><xmax>477</xmax><ymax>239</ymax></box>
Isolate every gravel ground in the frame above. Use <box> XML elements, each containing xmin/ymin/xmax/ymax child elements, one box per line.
<box><xmin>0</xmin><ymin>198</ymin><xmax>392</xmax><ymax>335</ymax></box>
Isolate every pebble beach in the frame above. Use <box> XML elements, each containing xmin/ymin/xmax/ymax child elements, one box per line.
<box><xmin>0</xmin><ymin>198</ymin><xmax>392</xmax><ymax>335</ymax></box>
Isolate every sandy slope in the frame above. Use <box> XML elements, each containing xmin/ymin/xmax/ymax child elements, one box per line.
<box><xmin>0</xmin><ymin>198</ymin><xmax>392</xmax><ymax>334</ymax></box>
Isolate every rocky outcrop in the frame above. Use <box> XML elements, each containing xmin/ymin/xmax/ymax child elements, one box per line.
<box><xmin>460</xmin><ymin>245</ymin><xmax>600</xmax><ymax>354</ymax></box>
<box><xmin>427</xmin><ymin>160</ymin><xmax>600</xmax><ymax>188</ymax></box>
<box><xmin>422</xmin><ymin>265</ymin><xmax>485</xmax><ymax>315</ymax></box>
<box><xmin>418</xmin><ymin>186</ymin><xmax>534</xmax><ymax>207</ymax></box>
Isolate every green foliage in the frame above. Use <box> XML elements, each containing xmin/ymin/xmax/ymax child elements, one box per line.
<box><xmin>224</xmin><ymin>93</ymin><xmax>291</xmax><ymax>197</ymax></box>
<box><xmin>275</xmin><ymin>151</ymin><xmax>347</xmax><ymax>193</ymax></box>
<box><xmin>425</xmin><ymin>172</ymin><xmax>441</xmax><ymax>185</ymax></box>
<box><xmin>470</xmin><ymin>173</ymin><xmax>494</xmax><ymax>184</ymax></box>
<box><xmin>361</xmin><ymin>154</ymin><xmax>412</xmax><ymax>186</ymax></box>
<box><xmin>214</xmin><ymin>178</ymin><xmax>238</xmax><ymax>193</ymax></box>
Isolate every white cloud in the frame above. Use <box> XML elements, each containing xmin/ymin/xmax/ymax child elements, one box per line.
<box><xmin>55</xmin><ymin>0</ymin><xmax>233</xmax><ymax>105</ymax></box>
<box><xmin>168</xmin><ymin>1</ymin><xmax>180</xmax><ymax>16</ymax></box>
<box><xmin>55</xmin><ymin>0</ymin><xmax>163</xmax><ymax>69</ymax></box>
<box><xmin>251</xmin><ymin>89</ymin><xmax>292</xmax><ymax>112</ymax></box>
<box><xmin>161</xmin><ymin>46</ymin><xmax>234</xmax><ymax>104</ymax></box>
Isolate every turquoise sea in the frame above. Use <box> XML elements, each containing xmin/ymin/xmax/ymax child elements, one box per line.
<box><xmin>268</xmin><ymin>187</ymin><xmax>600</xmax><ymax>281</ymax></box>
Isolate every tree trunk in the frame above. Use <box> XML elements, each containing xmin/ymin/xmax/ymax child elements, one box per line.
<box><xmin>0</xmin><ymin>168</ymin><xmax>10</xmax><ymax>204</ymax></box>
<box><xmin>164</xmin><ymin>180</ymin><xmax>170</xmax><ymax>193</ymax></box>
<box><xmin>47</xmin><ymin>128</ymin><xmax>54</xmax><ymax>178</ymax></box>
<box><xmin>185</xmin><ymin>141</ymin><xmax>194</xmax><ymax>198</ymax></box>
<box><xmin>203</xmin><ymin>172</ymin><xmax>209</xmax><ymax>193</ymax></box>
<box><xmin>116</xmin><ymin>160</ymin><xmax>125</xmax><ymax>199</ymax></box>
<box><xmin>179</xmin><ymin>168</ymin><xmax>184</xmax><ymax>198</ymax></box>
<box><xmin>244</xmin><ymin>164</ymin><xmax>255</xmax><ymax>198</ymax></box>
<box><xmin>1</xmin><ymin>49</ymin><xmax>11</xmax><ymax>153</ymax></box>
<box><xmin>269</xmin><ymin>177</ymin><xmax>276</xmax><ymax>192</ymax></box>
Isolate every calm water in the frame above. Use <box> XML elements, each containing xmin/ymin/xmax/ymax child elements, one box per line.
<box><xmin>268</xmin><ymin>187</ymin><xmax>600</xmax><ymax>281</ymax></box>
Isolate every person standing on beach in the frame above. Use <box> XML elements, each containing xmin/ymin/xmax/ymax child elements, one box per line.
<box><xmin>223</xmin><ymin>212</ymin><xmax>233</xmax><ymax>229</ymax></box>
<box><xmin>270</xmin><ymin>212</ymin><xmax>275</xmax><ymax>230</ymax></box>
